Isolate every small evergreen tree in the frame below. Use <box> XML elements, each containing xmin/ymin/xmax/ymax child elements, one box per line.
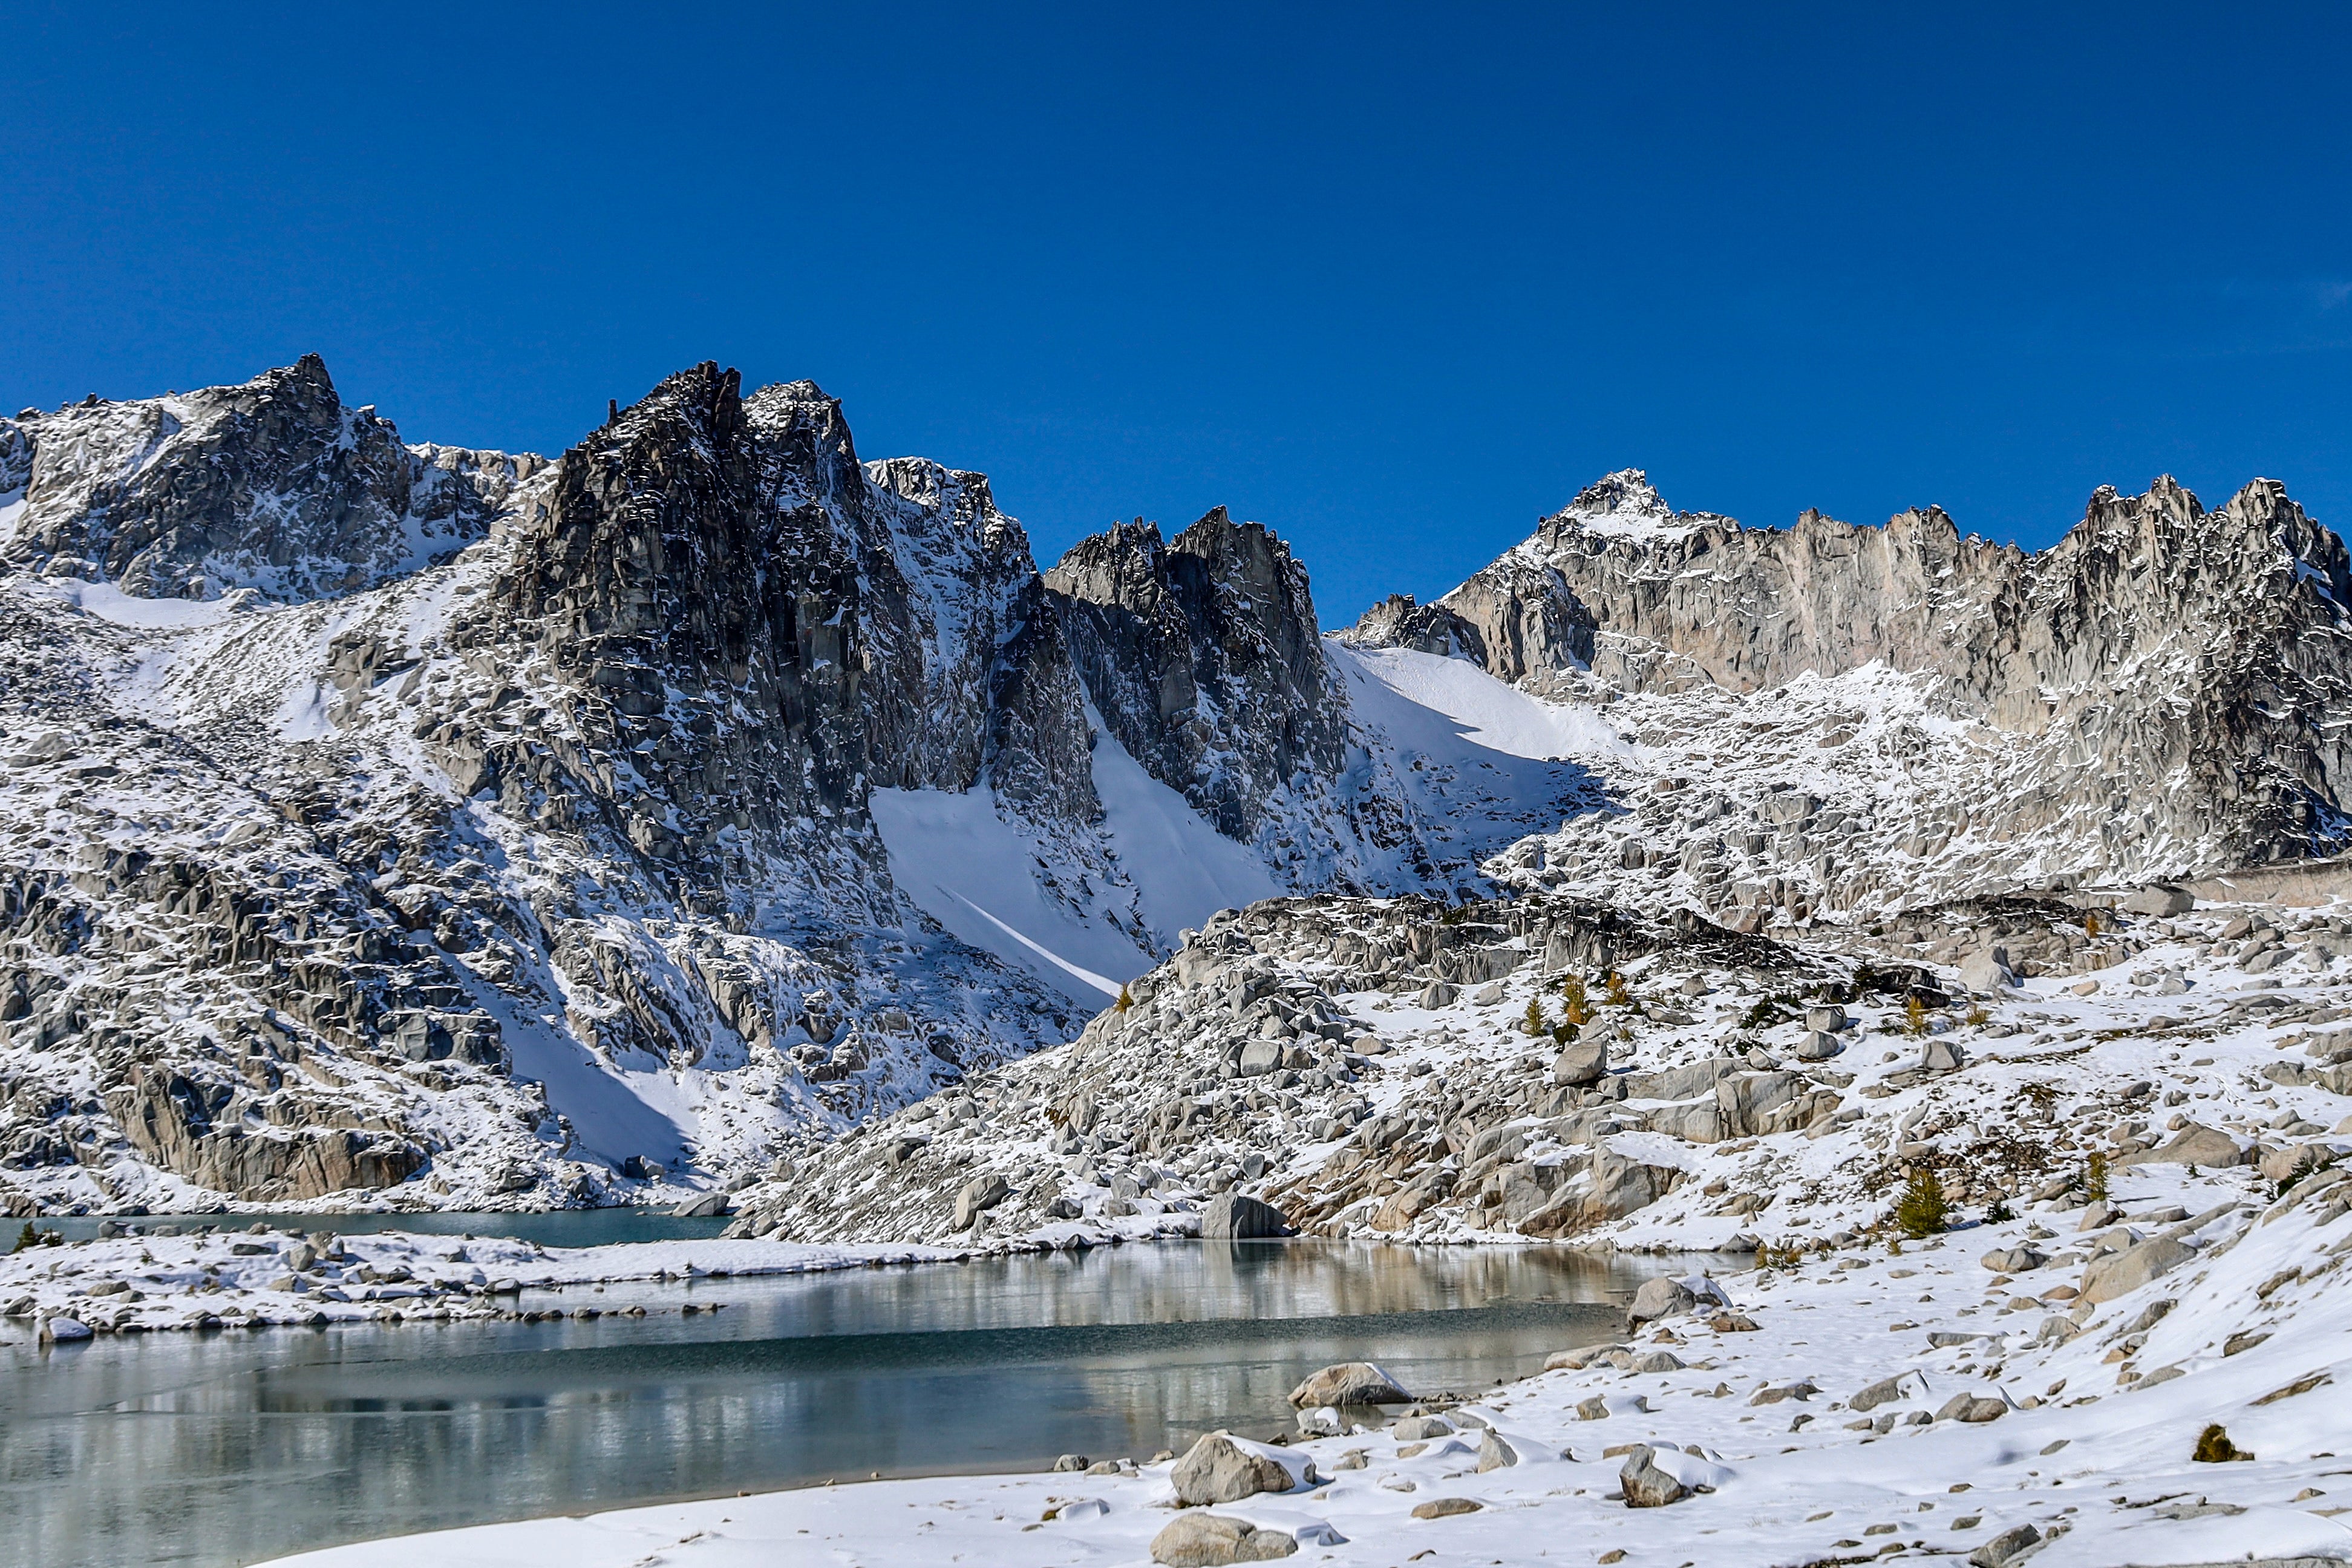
<box><xmin>1604</xmin><ymin>971</ymin><xmax>1632</xmax><ymax>1008</ymax></box>
<box><xmin>1893</xmin><ymin>1168</ymin><xmax>1950</xmax><ymax>1238</ymax></box>
<box><xmin>2193</xmin><ymin>1423</ymin><xmax>2250</xmax><ymax>1462</ymax></box>
<box><xmin>1523</xmin><ymin>998</ymin><xmax>1546</xmax><ymax>1037</ymax></box>
<box><xmin>1114</xmin><ymin>985</ymin><xmax>1133</xmax><ymax>1013</ymax></box>
<box><xmin>10</xmin><ymin>1222</ymin><xmax>34</xmax><ymax>1255</ymax></box>
<box><xmin>1560</xmin><ymin>975</ymin><xmax>1593</xmax><ymax>1027</ymax></box>
<box><xmin>2085</xmin><ymin>1152</ymin><xmax>2110</xmax><ymax>1205</ymax></box>
<box><xmin>1904</xmin><ymin>994</ymin><xmax>1929</xmax><ymax>1036</ymax></box>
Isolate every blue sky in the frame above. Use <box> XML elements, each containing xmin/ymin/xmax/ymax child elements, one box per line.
<box><xmin>7</xmin><ymin>4</ymin><xmax>2351</xmax><ymax>622</ymax></box>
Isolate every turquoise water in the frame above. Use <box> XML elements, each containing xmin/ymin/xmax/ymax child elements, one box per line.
<box><xmin>1</xmin><ymin>1240</ymin><xmax>1647</xmax><ymax>1568</ymax></box>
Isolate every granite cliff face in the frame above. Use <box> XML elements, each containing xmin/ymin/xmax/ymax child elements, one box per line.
<box><xmin>454</xmin><ymin>364</ymin><xmax>1097</xmax><ymax>896</ymax></box>
<box><xmin>1352</xmin><ymin>469</ymin><xmax>2352</xmax><ymax>919</ymax></box>
<box><xmin>1045</xmin><ymin>509</ymin><xmax>1349</xmax><ymax>843</ymax></box>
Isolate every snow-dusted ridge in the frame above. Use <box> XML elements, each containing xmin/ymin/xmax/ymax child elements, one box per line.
<box><xmin>7</xmin><ymin>353</ymin><xmax>2352</xmax><ymax>1233</ymax></box>
<box><xmin>0</xmin><ymin>359</ymin><xmax>1589</xmax><ymax>1217</ymax></box>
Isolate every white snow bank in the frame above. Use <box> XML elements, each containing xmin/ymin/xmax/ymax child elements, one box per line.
<box><xmin>870</xmin><ymin>786</ymin><xmax>1139</xmax><ymax>1001</ymax></box>
<box><xmin>871</xmin><ymin>715</ymin><xmax>1278</xmax><ymax>1005</ymax></box>
<box><xmin>1341</xmin><ymin>642</ymin><xmax>1629</xmax><ymax>761</ymax></box>
<box><xmin>0</xmin><ymin>1229</ymin><xmax>958</xmax><ymax>1334</ymax></box>
<box><xmin>38</xmin><ymin>576</ymin><xmax>243</xmax><ymax>629</ymax></box>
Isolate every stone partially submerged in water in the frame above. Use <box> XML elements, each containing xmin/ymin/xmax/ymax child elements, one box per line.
<box><xmin>1201</xmin><ymin>1194</ymin><xmax>1291</xmax><ymax>1240</ymax></box>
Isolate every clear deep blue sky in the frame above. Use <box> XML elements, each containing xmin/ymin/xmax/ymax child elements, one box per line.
<box><xmin>8</xmin><ymin>5</ymin><xmax>2352</xmax><ymax>622</ymax></box>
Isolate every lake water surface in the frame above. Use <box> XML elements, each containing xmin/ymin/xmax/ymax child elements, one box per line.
<box><xmin>2</xmin><ymin>1240</ymin><xmax>1653</xmax><ymax>1568</ymax></box>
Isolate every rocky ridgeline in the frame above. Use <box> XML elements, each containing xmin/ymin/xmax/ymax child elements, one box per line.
<box><xmin>1043</xmin><ymin>511</ymin><xmax>1416</xmax><ymax>884</ymax></box>
<box><xmin>10</xmin><ymin>359</ymin><xmax>2352</xmax><ymax>1221</ymax></box>
<box><xmin>0</xmin><ymin>359</ymin><xmax>1454</xmax><ymax>1215</ymax></box>
<box><xmin>1</xmin><ymin>354</ymin><xmax>540</xmax><ymax>600</ymax></box>
<box><xmin>1355</xmin><ymin>468</ymin><xmax>2352</xmax><ymax>914</ymax></box>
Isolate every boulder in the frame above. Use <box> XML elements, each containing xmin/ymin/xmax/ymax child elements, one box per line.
<box><xmin>1628</xmin><ymin>1276</ymin><xmax>1696</xmax><ymax>1322</ymax></box>
<box><xmin>2119</xmin><ymin>1123</ymin><xmax>2244</xmax><ymax>1168</ymax></box>
<box><xmin>1171</xmin><ymin>1434</ymin><xmax>1307</xmax><ymax>1505</ymax></box>
<box><xmin>1957</xmin><ymin>949</ymin><xmax>2015</xmax><ymax>991</ymax></box>
<box><xmin>1980</xmin><ymin>1246</ymin><xmax>2047</xmax><ymax>1273</ymax></box>
<box><xmin>1933</xmin><ymin>1393</ymin><xmax>2008</xmax><ymax>1423</ymax></box>
<box><xmin>1390</xmin><ymin>1416</ymin><xmax>1455</xmax><ymax>1440</ymax></box>
<box><xmin>669</xmin><ymin>1191</ymin><xmax>729</xmax><ymax>1218</ymax></box>
<box><xmin>1149</xmin><ymin>1512</ymin><xmax>1298</xmax><ymax>1565</ymax></box>
<box><xmin>1201</xmin><ymin>1194</ymin><xmax>1291</xmax><ymax>1240</ymax></box>
<box><xmin>1619</xmin><ymin>1445</ymin><xmax>1688</xmax><ymax>1507</ymax></box>
<box><xmin>1715</xmin><ymin>1072</ymin><xmax>1800</xmax><ymax>1137</ymax></box>
<box><xmin>2120</xmin><ymin>884</ymin><xmax>2193</xmax><ymax>917</ymax></box>
<box><xmin>2079</xmin><ymin>1236</ymin><xmax>2195</xmax><ymax>1304</ymax></box>
<box><xmin>1920</xmin><ymin>1039</ymin><xmax>1964</xmax><ymax>1072</ymax></box>
<box><xmin>1583</xmin><ymin>1150</ymin><xmax>1673</xmax><ymax>1224</ymax></box>
<box><xmin>1289</xmin><ymin>1362</ymin><xmax>1408</xmax><ymax>1408</ymax></box>
<box><xmin>1475</xmin><ymin>1432</ymin><xmax>1519</xmax><ymax>1471</ymax></box>
<box><xmin>1803</xmin><ymin>1004</ymin><xmax>1847</xmax><ymax>1032</ymax></box>
<box><xmin>1627</xmin><ymin>1275</ymin><xmax>1722</xmax><ymax>1322</ymax></box>
<box><xmin>1794</xmin><ymin>1030</ymin><xmax>1843</xmax><ymax>1061</ymax></box>
<box><xmin>1968</xmin><ymin>1523</ymin><xmax>2041</xmax><ymax>1567</ymax></box>
<box><xmin>1238</xmin><ymin>1040</ymin><xmax>1281</xmax><ymax>1077</ymax></box>
<box><xmin>1419</xmin><ymin>981</ymin><xmax>1458</xmax><ymax>1010</ymax></box>
<box><xmin>953</xmin><ymin>1173</ymin><xmax>1011</xmax><ymax>1230</ymax></box>
<box><xmin>1410</xmin><ymin>1497</ymin><xmax>1482</xmax><ymax>1519</ymax></box>
<box><xmin>1550</xmin><ymin>1037</ymin><xmax>1608</xmax><ymax>1087</ymax></box>
<box><xmin>2260</xmin><ymin>1143</ymin><xmax>2330</xmax><ymax>1183</ymax></box>
<box><xmin>1052</xmin><ymin>1453</ymin><xmax>1090</xmax><ymax>1472</ymax></box>
<box><xmin>1849</xmin><ymin>1373</ymin><xmax>1918</xmax><ymax>1412</ymax></box>
<box><xmin>37</xmin><ymin>1316</ymin><xmax>91</xmax><ymax>1345</ymax></box>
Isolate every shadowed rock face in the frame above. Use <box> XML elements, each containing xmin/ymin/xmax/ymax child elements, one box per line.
<box><xmin>1359</xmin><ymin>468</ymin><xmax>2352</xmax><ymax>869</ymax></box>
<box><xmin>0</xmin><ymin>354</ymin><xmax>538</xmax><ymax>600</ymax></box>
<box><xmin>1045</xmin><ymin>508</ymin><xmax>1348</xmax><ymax>840</ymax></box>
<box><xmin>470</xmin><ymin>364</ymin><xmax>1099</xmax><ymax>885</ymax></box>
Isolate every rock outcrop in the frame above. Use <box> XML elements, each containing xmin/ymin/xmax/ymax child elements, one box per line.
<box><xmin>1046</xmin><ymin>509</ymin><xmax>1358</xmax><ymax>879</ymax></box>
<box><xmin>0</xmin><ymin>355</ymin><xmax>539</xmax><ymax>599</ymax></box>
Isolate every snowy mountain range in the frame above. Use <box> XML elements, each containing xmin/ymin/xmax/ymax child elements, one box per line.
<box><xmin>4</xmin><ymin>356</ymin><xmax>2347</xmax><ymax>1217</ymax></box>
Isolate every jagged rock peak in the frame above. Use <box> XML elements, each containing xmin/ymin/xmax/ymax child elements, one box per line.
<box><xmin>1537</xmin><ymin>468</ymin><xmax>1736</xmax><ymax>547</ymax></box>
<box><xmin>1046</xmin><ymin>508</ymin><xmax>1348</xmax><ymax>841</ymax></box>
<box><xmin>0</xmin><ymin>355</ymin><xmax>540</xmax><ymax>601</ymax></box>
<box><xmin>475</xmin><ymin>358</ymin><xmax>1099</xmax><ymax>879</ymax></box>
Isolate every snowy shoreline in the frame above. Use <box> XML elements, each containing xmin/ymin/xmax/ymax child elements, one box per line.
<box><xmin>0</xmin><ymin>1210</ymin><xmax>1248</xmax><ymax>1339</ymax></box>
<box><xmin>241</xmin><ymin>1163</ymin><xmax>2352</xmax><ymax>1568</ymax></box>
